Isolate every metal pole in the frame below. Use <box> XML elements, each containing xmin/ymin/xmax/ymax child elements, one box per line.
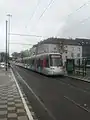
<box><xmin>85</xmin><ymin>58</ymin><xmax>87</xmax><ymax>76</ymax></box>
<box><xmin>6</xmin><ymin>20</ymin><xmax>8</xmax><ymax>71</ymax></box>
<box><xmin>7</xmin><ymin>14</ymin><xmax>12</xmax><ymax>66</ymax></box>
<box><xmin>83</xmin><ymin>58</ymin><xmax>85</xmax><ymax>77</ymax></box>
<box><xmin>8</xmin><ymin>16</ymin><xmax>10</xmax><ymax>64</ymax></box>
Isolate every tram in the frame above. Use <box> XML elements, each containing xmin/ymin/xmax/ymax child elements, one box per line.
<box><xmin>16</xmin><ymin>53</ymin><xmax>64</xmax><ymax>75</ymax></box>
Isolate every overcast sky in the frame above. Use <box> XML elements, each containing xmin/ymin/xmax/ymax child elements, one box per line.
<box><xmin>0</xmin><ymin>0</ymin><xmax>90</xmax><ymax>54</ymax></box>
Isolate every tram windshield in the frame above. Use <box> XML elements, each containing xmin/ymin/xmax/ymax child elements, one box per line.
<box><xmin>50</xmin><ymin>54</ymin><xmax>63</xmax><ymax>67</ymax></box>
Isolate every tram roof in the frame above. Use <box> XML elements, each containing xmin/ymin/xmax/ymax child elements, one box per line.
<box><xmin>16</xmin><ymin>53</ymin><xmax>62</xmax><ymax>60</ymax></box>
<box><xmin>35</xmin><ymin>52</ymin><xmax>61</xmax><ymax>56</ymax></box>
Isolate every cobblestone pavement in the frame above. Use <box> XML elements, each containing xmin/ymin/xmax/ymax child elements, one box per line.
<box><xmin>0</xmin><ymin>68</ymin><xmax>37</xmax><ymax>120</ymax></box>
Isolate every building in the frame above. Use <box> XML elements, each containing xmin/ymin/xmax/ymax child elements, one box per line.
<box><xmin>62</xmin><ymin>45</ymin><xmax>82</xmax><ymax>65</ymax></box>
<box><xmin>75</xmin><ymin>38</ymin><xmax>90</xmax><ymax>58</ymax></box>
<box><xmin>37</xmin><ymin>38</ymin><xmax>90</xmax><ymax>58</ymax></box>
<box><xmin>29</xmin><ymin>45</ymin><xmax>37</xmax><ymax>57</ymax></box>
<box><xmin>29</xmin><ymin>38</ymin><xmax>85</xmax><ymax>65</ymax></box>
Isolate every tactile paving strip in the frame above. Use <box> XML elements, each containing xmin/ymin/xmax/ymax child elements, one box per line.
<box><xmin>0</xmin><ymin>81</ymin><xmax>29</xmax><ymax>120</ymax></box>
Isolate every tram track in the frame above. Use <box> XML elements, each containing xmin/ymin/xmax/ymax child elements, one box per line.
<box><xmin>12</xmin><ymin>65</ymin><xmax>90</xmax><ymax>120</ymax></box>
<box><xmin>55</xmin><ymin>76</ymin><xmax>90</xmax><ymax>94</ymax></box>
<box><xmin>15</xmin><ymin>65</ymin><xmax>90</xmax><ymax>94</ymax></box>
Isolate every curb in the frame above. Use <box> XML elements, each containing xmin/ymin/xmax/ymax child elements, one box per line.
<box><xmin>11</xmin><ymin>68</ymin><xmax>34</xmax><ymax>120</ymax></box>
<box><xmin>64</xmin><ymin>74</ymin><xmax>90</xmax><ymax>83</ymax></box>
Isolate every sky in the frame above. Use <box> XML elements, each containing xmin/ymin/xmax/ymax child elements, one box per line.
<box><xmin>0</xmin><ymin>0</ymin><xmax>90</xmax><ymax>54</ymax></box>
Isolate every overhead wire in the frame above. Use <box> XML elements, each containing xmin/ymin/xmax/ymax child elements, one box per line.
<box><xmin>80</xmin><ymin>16</ymin><xmax>90</xmax><ymax>24</ymax></box>
<box><xmin>56</xmin><ymin>0</ymin><xmax>90</xmax><ymax>35</ymax></box>
<box><xmin>27</xmin><ymin>0</ymin><xmax>55</xmax><ymax>41</ymax></box>
<box><xmin>38</xmin><ymin>0</ymin><xmax>55</xmax><ymax>21</ymax></box>
<box><xmin>62</xmin><ymin>16</ymin><xmax>90</xmax><ymax>34</ymax></box>
<box><xmin>9</xmin><ymin>33</ymin><xmax>47</xmax><ymax>38</ymax></box>
<box><xmin>10</xmin><ymin>43</ymin><xmax>33</xmax><ymax>45</ymax></box>
<box><xmin>34</xmin><ymin>0</ymin><xmax>55</xmax><ymax>41</ymax></box>
<box><xmin>66</xmin><ymin>0</ymin><xmax>90</xmax><ymax>19</ymax></box>
<box><xmin>25</xmin><ymin>0</ymin><xmax>41</xmax><ymax>29</ymax></box>
<box><xmin>24</xmin><ymin>0</ymin><xmax>90</xmax><ymax>37</ymax></box>
<box><xmin>24</xmin><ymin>0</ymin><xmax>55</xmax><ymax>42</ymax></box>
<box><xmin>24</xmin><ymin>0</ymin><xmax>90</xmax><ymax>39</ymax></box>
<box><xmin>20</xmin><ymin>0</ymin><xmax>41</xmax><ymax>47</ymax></box>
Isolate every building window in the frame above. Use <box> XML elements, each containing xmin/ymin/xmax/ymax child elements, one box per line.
<box><xmin>54</xmin><ymin>47</ymin><xmax>56</xmax><ymax>50</ymax></box>
<box><xmin>64</xmin><ymin>46</ymin><xmax>67</xmax><ymax>49</ymax></box>
<box><xmin>78</xmin><ymin>47</ymin><xmax>80</xmax><ymax>51</ymax></box>
<box><xmin>65</xmin><ymin>50</ymin><xmax>67</xmax><ymax>54</ymax></box>
<box><xmin>71</xmin><ymin>53</ymin><xmax>74</xmax><ymax>58</ymax></box>
<box><xmin>72</xmin><ymin>47</ymin><xmax>74</xmax><ymax>51</ymax></box>
<box><xmin>65</xmin><ymin>56</ymin><xmax>67</xmax><ymax>59</ymax></box>
<box><xmin>77</xmin><ymin>53</ymin><xmax>80</xmax><ymax>57</ymax></box>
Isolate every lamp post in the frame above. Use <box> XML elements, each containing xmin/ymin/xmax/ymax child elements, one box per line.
<box><xmin>7</xmin><ymin>14</ymin><xmax>12</xmax><ymax>65</ymax></box>
<box><xmin>5</xmin><ymin>20</ymin><xmax>8</xmax><ymax>71</ymax></box>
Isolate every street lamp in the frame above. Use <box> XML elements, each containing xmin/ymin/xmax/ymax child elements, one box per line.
<box><xmin>5</xmin><ymin>20</ymin><xmax>8</xmax><ymax>71</ymax></box>
<box><xmin>7</xmin><ymin>14</ymin><xmax>12</xmax><ymax>64</ymax></box>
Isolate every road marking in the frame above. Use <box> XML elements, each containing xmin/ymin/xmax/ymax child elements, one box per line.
<box><xmin>14</xmin><ymin>67</ymin><xmax>57</xmax><ymax>120</ymax></box>
<box><xmin>57</xmin><ymin>78</ymin><xmax>90</xmax><ymax>95</ymax></box>
<box><xmin>64</xmin><ymin>96</ymin><xmax>90</xmax><ymax>113</ymax></box>
<box><xmin>11</xmin><ymin>69</ymin><xmax>34</xmax><ymax>120</ymax></box>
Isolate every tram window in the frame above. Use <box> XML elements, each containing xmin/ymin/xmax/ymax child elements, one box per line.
<box><xmin>29</xmin><ymin>59</ymin><xmax>31</xmax><ymax>64</ymax></box>
<box><xmin>46</xmin><ymin>58</ymin><xmax>49</xmax><ymax>67</ymax></box>
<box><xmin>31</xmin><ymin>60</ymin><xmax>33</xmax><ymax>65</ymax></box>
<box><xmin>30</xmin><ymin>59</ymin><xmax>32</xmax><ymax>64</ymax></box>
<box><xmin>37</xmin><ymin>59</ymin><xmax>40</xmax><ymax>68</ymax></box>
<box><xmin>50</xmin><ymin>55</ymin><xmax>62</xmax><ymax>66</ymax></box>
<box><xmin>28</xmin><ymin>59</ymin><xmax>29</xmax><ymax>65</ymax></box>
<box><xmin>27</xmin><ymin>59</ymin><xmax>28</xmax><ymax>65</ymax></box>
<box><xmin>32</xmin><ymin>59</ymin><xmax>34</xmax><ymax>65</ymax></box>
<box><xmin>36</xmin><ymin>59</ymin><xmax>38</xmax><ymax>67</ymax></box>
<box><xmin>37</xmin><ymin>60</ymin><xmax>39</xmax><ymax>68</ymax></box>
<box><xmin>32</xmin><ymin>60</ymin><xmax>34</xmax><ymax>65</ymax></box>
<box><xmin>24</xmin><ymin>60</ymin><xmax>25</xmax><ymax>64</ymax></box>
<box><xmin>21</xmin><ymin>60</ymin><xmax>23</xmax><ymax>63</ymax></box>
<box><xmin>40</xmin><ymin>60</ymin><xmax>43</xmax><ymax>68</ymax></box>
<box><xmin>25</xmin><ymin>60</ymin><xmax>27</xmax><ymax>64</ymax></box>
<box><xmin>38</xmin><ymin>59</ymin><xmax>40</xmax><ymax>67</ymax></box>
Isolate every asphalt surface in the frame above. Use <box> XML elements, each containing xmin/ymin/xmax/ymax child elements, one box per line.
<box><xmin>12</xmin><ymin>65</ymin><xmax>90</xmax><ymax>120</ymax></box>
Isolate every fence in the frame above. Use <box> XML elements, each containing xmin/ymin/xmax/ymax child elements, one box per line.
<box><xmin>66</xmin><ymin>58</ymin><xmax>87</xmax><ymax>77</ymax></box>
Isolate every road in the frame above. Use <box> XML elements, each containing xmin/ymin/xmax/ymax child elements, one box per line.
<box><xmin>12</xmin><ymin>65</ymin><xmax>90</xmax><ymax>120</ymax></box>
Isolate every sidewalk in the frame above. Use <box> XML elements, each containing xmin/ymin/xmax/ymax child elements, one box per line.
<box><xmin>65</xmin><ymin>72</ymin><xmax>90</xmax><ymax>83</ymax></box>
<box><xmin>0</xmin><ymin>68</ymin><xmax>34</xmax><ymax>120</ymax></box>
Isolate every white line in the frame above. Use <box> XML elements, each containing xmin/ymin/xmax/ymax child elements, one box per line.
<box><xmin>57</xmin><ymin>78</ymin><xmax>90</xmax><ymax>95</ymax></box>
<box><xmin>14</xmin><ymin>67</ymin><xmax>56</xmax><ymax>120</ymax></box>
<box><xmin>11</xmin><ymin>69</ymin><xmax>34</xmax><ymax>120</ymax></box>
<box><xmin>64</xmin><ymin>96</ymin><xmax>90</xmax><ymax>113</ymax></box>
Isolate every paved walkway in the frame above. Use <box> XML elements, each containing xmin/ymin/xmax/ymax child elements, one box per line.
<box><xmin>65</xmin><ymin>72</ymin><xmax>90</xmax><ymax>82</ymax></box>
<box><xmin>0</xmin><ymin>68</ymin><xmax>36</xmax><ymax>120</ymax></box>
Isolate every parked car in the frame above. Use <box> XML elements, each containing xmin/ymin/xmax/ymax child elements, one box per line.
<box><xmin>0</xmin><ymin>62</ymin><xmax>5</xmax><ymax>68</ymax></box>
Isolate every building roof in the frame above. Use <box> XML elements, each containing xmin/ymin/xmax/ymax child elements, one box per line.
<box><xmin>38</xmin><ymin>38</ymin><xmax>90</xmax><ymax>46</ymax></box>
<box><xmin>31</xmin><ymin>38</ymin><xmax>90</xmax><ymax>49</ymax></box>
